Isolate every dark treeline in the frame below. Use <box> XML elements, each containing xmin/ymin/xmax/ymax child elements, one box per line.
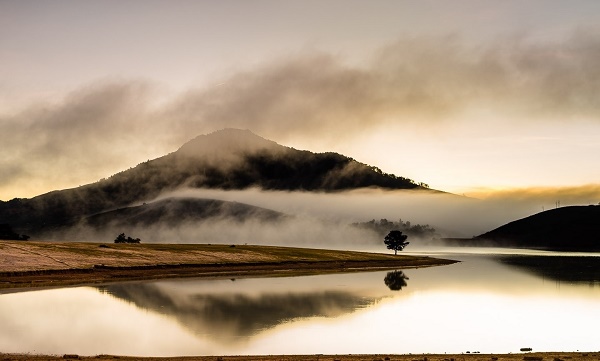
<box><xmin>114</xmin><ymin>233</ymin><xmax>141</xmax><ymax>244</ymax></box>
<box><xmin>0</xmin><ymin>223</ymin><xmax>29</xmax><ymax>241</ymax></box>
<box><xmin>353</xmin><ymin>218</ymin><xmax>438</xmax><ymax>240</ymax></box>
<box><xmin>230</xmin><ymin>150</ymin><xmax>419</xmax><ymax>190</ymax></box>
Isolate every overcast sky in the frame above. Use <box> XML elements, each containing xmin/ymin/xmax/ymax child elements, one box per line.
<box><xmin>2</xmin><ymin>0</ymin><xmax>600</xmax><ymax>200</ymax></box>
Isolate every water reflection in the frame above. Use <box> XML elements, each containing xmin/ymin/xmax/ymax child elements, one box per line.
<box><xmin>383</xmin><ymin>270</ymin><xmax>409</xmax><ymax>291</ymax></box>
<box><xmin>497</xmin><ymin>255</ymin><xmax>600</xmax><ymax>285</ymax></box>
<box><xmin>99</xmin><ymin>282</ymin><xmax>378</xmax><ymax>341</ymax></box>
<box><xmin>1</xmin><ymin>250</ymin><xmax>600</xmax><ymax>356</ymax></box>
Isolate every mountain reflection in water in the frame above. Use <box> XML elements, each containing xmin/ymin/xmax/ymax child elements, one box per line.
<box><xmin>3</xmin><ymin>250</ymin><xmax>600</xmax><ymax>356</ymax></box>
<box><xmin>99</xmin><ymin>282</ymin><xmax>379</xmax><ymax>341</ymax></box>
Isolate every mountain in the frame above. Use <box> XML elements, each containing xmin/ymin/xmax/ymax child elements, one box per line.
<box><xmin>466</xmin><ymin>205</ymin><xmax>600</xmax><ymax>251</ymax></box>
<box><xmin>0</xmin><ymin>128</ymin><xmax>429</xmax><ymax>236</ymax></box>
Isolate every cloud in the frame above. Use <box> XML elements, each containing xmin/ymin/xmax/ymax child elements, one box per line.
<box><xmin>170</xmin><ymin>30</ymin><xmax>600</xmax><ymax>139</ymax></box>
<box><xmin>0</xmin><ymin>79</ymin><xmax>247</xmax><ymax>197</ymax></box>
<box><xmin>468</xmin><ymin>184</ymin><xmax>600</xmax><ymax>206</ymax></box>
<box><xmin>2</xmin><ymin>30</ymin><xmax>600</xmax><ymax>198</ymax></box>
<box><xmin>0</xmin><ymin>81</ymin><xmax>183</xmax><ymax>197</ymax></box>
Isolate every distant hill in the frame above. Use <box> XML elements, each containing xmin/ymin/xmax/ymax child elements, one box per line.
<box><xmin>0</xmin><ymin>128</ymin><xmax>430</xmax><ymax>236</ymax></box>
<box><xmin>82</xmin><ymin>197</ymin><xmax>286</xmax><ymax>229</ymax></box>
<box><xmin>449</xmin><ymin>205</ymin><xmax>600</xmax><ymax>251</ymax></box>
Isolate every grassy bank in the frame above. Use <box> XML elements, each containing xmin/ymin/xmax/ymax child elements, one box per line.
<box><xmin>0</xmin><ymin>241</ymin><xmax>456</xmax><ymax>291</ymax></box>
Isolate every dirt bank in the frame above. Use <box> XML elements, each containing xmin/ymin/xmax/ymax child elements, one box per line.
<box><xmin>0</xmin><ymin>241</ymin><xmax>456</xmax><ymax>291</ymax></box>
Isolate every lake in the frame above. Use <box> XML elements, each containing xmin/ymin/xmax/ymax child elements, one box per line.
<box><xmin>1</xmin><ymin>247</ymin><xmax>599</xmax><ymax>356</ymax></box>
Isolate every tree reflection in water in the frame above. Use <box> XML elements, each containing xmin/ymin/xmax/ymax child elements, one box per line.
<box><xmin>384</xmin><ymin>270</ymin><xmax>409</xmax><ymax>291</ymax></box>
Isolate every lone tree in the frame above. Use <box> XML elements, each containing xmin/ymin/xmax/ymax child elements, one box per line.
<box><xmin>384</xmin><ymin>230</ymin><xmax>409</xmax><ymax>255</ymax></box>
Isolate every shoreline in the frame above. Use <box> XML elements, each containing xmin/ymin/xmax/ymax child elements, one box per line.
<box><xmin>0</xmin><ymin>258</ymin><xmax>449</xmax><ymax>292</ymax></box>
<box><xmin>0</xmin><ymin>241</ymin><xmax>457</xmax><ymax>291</ymax></box>
<box><xmin>1</xmin><ymin>352</ymin><xmax>597</xmax><ymax>361</ymax></box>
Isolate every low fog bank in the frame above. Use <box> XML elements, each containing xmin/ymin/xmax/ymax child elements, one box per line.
<box><xmin>56</xmin><ymin>215</ymin><xmax>379</xmax><ymax>249</ymax></box>
<box><xmin>160</xmin><ymin>187</ymin><xmax>576</xmax><ymax>238</ymax></box>
<box><xmin>48</xmin><ymin>186</ymin><xmax>600</xmax><ymax>248</ymax></box>
<box><xmin>164</xmin><ymin>186</ymin><xmax>600</xmax><ymax>238</ymax></box>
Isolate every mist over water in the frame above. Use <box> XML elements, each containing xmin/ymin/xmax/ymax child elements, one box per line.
<box><xmin>155</xmin><ymin>187</ymin><xmax>573</xmax><ymax>238</ymax></box>
<box><xmin>51</xmin><ymin>186</ymin><xmax>600</xmax><ymax>247</ymax></box>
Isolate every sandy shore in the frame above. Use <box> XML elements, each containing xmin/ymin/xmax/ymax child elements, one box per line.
<box><xmin>0</xmin><ymin>241</ymin><xmax>456</xmax><ymax>291</ymax></box>
<box><xmin>1</xmin><ymin>352</ymin><xmax>597</xmax><ymax>361</ymax></box>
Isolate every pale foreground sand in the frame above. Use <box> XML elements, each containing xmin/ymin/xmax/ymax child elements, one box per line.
<box><xmin>0</xmin><ymin>352</ymin><xmax>598</xmax><ymax>361</ymax></box>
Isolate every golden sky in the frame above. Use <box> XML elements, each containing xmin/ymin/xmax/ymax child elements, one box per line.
<box><xmin>2</xmin><ymin>0</ymin><xmax>600</xmax><ymax>200</ymax></box>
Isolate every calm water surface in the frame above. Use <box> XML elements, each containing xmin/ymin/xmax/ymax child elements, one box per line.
<box><xmin>1</xmin><ymin>248</ymin><xmax>599</xmax><ymax>356</ymax></box>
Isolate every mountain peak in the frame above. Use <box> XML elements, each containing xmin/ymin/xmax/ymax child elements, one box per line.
<box><xmin>0</xmin><ymin>128</ymin><xmax>429</xmax><ymax>236</ymax></box>
<box><xmin>177</xmin><ymin>128</ymin><xmax>283</xmax><ymax>159</ymax></box>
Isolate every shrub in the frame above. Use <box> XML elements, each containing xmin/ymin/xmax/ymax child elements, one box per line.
<box><xmin>114</xmin><ymin>233</ymin><xmax>141</xmax><ymax>244</ymax></box>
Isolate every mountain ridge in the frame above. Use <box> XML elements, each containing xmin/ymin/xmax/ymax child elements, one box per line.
<box><xmin>0</xmin><ymin>128</ymin><xmax>431</xmax><ymax>237</ymax></box>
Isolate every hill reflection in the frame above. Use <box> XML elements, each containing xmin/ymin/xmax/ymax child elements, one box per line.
<box><xmin>98</xmin><ymin>282</ymin><xmax>379</xmax><ymax>342</ymax></box>
<box><xmin>497</xmin><ymin>255</ymin><xmax>600</xmax><ymax>285</ymax></box>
